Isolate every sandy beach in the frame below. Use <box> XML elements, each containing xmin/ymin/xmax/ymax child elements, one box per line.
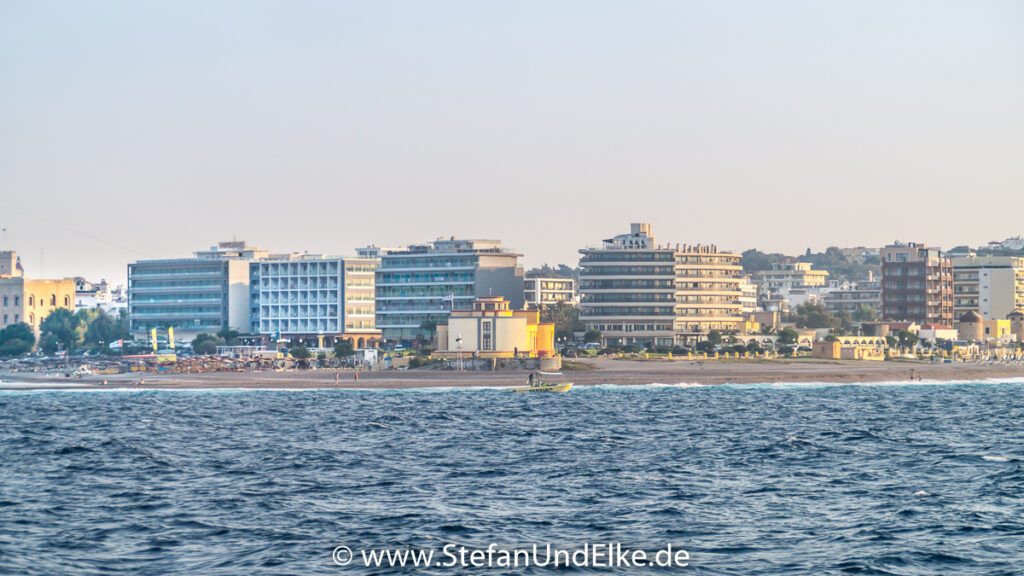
<box><xmin>4</xmin><ymin>357</ymin><xmax>1024</xmax><ymax>391</ymax></box>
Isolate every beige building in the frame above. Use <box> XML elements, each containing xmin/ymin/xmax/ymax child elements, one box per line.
<box><xmin>0</xmin><ymin>276</ymin><xmax>77</xmax><ymax>335</ymax></box>
<box><xmin>951</xmin><ymin>255</ymin><xmax>1024</xmax><ymax>321</ymax></box>
<box><xmin>436</xmin><ymin>296</ymin><xmax>556</xmax><ymax>358</ymax></box>
<box><xmin>674</xmin><ymin>244</ymin><xmax>744</xmax><ymax>343</ymax></box>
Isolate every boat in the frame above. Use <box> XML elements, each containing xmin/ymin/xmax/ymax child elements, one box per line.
<box><xmin>511</xmin><ymin>372</ymin><xmax>573</xmax><ymax>393</ymax></box>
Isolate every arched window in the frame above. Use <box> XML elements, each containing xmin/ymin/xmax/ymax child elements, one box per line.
<box><xmin>50</xmin><ymin>294</ymin><xmax>56</xmax><ymax>306</ymax></box>
<box><xmin>29</xmin><ymin>313</ymin><xmax>34</xmax><ymax>325</ymax></box>
<box><xmin>64</xmin><ymin>296</ymin><xmax>70</xmax><ymax>307</ymax></box>
<box><xmin>28</xmin><ymin>296</ymin><xmax>34</xmax><ymax>307</ymax></box>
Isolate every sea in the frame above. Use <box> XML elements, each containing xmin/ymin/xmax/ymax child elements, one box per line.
<box><xmin>2</xmin><ymin>379</ymin><xmax>1023</xmax><ymax>575</ymax></box>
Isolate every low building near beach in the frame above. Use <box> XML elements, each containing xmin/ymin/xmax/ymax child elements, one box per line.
<box><xmin>918</xmin><ymin>323</ymin><xmax>957</xmax><ymax>342</ymax></box>
<box><xmin>436</xmin><ymin>296</ymin><xmax>555</xmax><ymax>359</ymax></box>
<box><xmin>812</xmin><ymin>336</ymin><xmax>885</xmax><ymax>361</ymax></box>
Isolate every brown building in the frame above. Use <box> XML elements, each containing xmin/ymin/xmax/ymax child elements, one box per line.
<box><xmin>880</xmin><ymin>242</ymin><xmax>953</xmax><ymax>326</ymax></box>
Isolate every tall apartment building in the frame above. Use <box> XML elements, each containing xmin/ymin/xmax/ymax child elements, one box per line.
<box><xmin>951</xmin><ymin>255</ymin><xmax>1024</xmax><ymax>321</ymax></box>
<box><xmin>674</xmin><ymin>244</ymin><xmax>744</xmax><ymax>343</ymax></box>
<box><xmin>578</xmin><ymin>223</ymin><xmax>742</xmax><ymax>347</ymax></box>
<box><xmin>128</xmin><ymin>241</ymin><xmax>267</xmax><ymax>341</ymax></box>
<box><xmin>375</xmin><ymin>238</ymin><xmax>525</xmax><ymax>341</ymax></box>
<box><xmin>249</xmin><ymin>255</ymin><xmax>380</xmax><ymax>348</ymax></box>
<box><xmin>880</xmin><ymin>242</ymin><xmax>953</xmax><ymax>325</ymax></box>
<box><xmin>524</xmin><ymin>276</ymin><xmax>576</xmax><ymax>308</ymax></box>
<box><xmin>737</xmin><ymin>276</ymin><xmax>759</xmax><ymax>314</ymax></box>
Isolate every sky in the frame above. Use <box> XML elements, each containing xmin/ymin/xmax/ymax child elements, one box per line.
<box><xmin>1</xmin><ymin>0</ymin><xmax>1021</xmax><ymax>285</ymax></box>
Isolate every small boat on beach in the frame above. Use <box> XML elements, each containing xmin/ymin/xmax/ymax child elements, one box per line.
<box><xmin>511</xmin><ymin>372</ymin><xmax>572</xmax><ymax>393</ymax></box>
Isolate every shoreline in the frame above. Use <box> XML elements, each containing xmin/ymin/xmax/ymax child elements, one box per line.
<box><xmin>4</xmin><ymin>357</ymin><xmax>1024</xmax><ymax>391</ymax></box>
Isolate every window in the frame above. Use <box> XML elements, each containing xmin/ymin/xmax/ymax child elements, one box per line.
<box><xmin>2</xmin><ymin>296</ymin><xmax>6</xmax><ymax>306</ymax></box>
<box><xmin>50</xmin><ymin>294</ymin><xmax>56</xmax><ymax>306</ymax></box>
<box><xmin>13</xmin><ymin>296</ymin><xmax>18</xmax><ymax>306</ymax></box>
<box><xmin>28</xmin><ymin>296</ymin><xmax>34</xmax><ymax>306</ymax></box>
<box><xmin>481</xmin><ymin>320</ymin><xmax>492</xmax><ymax>351</ymax></box>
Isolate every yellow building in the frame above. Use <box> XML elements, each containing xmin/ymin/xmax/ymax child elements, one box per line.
<box><xmin>0</xmin><ymin>277</ymin><xmax>77</xmax><ymax>335</ymax></box>
<box><xmin>436</xmin><ymin>296</ymin><xmax>555</xmax><ymax>358</ymax></box>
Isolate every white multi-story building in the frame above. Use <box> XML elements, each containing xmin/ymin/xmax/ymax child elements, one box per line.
<box><xmin>737</xmin><ymin>275</ymin><xmax>759</xmax><ymax>314</ymax></box>
<box><xmin>249</xmin><ymin>255</ymin><xmax>380</xmax><ymax>348</ymax></box>
<box><xmin>524</xmin><ymin>276</ymin><xmax>576</xmax><ymax>308</ymax></box>
<box><xmin>578</xmin><ymin>223</ymin><xmax>743</xmax><ymax>347</ymax></box>
<box><xmin>951</xmin><ymin>255</ymin><xmax>1024</xmax><ymax>321</ymax></box>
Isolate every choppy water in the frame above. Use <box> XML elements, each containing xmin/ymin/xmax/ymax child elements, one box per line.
<box><xmin>2</xmin><ymin>381</ymin><xmax>1024</xmax><ymax>575</ymax></box>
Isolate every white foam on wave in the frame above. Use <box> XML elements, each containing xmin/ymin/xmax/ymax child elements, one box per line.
<box><xmin>0</xmin><ymin>381</ymin><xmax>92</xmax><ymax>389</ymax></box>
<box><xmin>982</xmin><ymin>455</ymin><xmax>1009</xmax><ymax>462</ymax></box>
<box><xmin>719</xmin><ymin>376</ymin><xmax>1024</xmax><ymax>391</ymax></box>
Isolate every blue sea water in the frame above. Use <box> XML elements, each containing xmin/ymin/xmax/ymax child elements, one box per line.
<box><xmin>2</xmin><ymin>381</ymin><xmax>1024</xmax><ymax>575</ymax></box>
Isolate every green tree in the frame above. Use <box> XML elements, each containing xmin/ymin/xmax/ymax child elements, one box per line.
<box><xmin>792</xmin><ymin>302</ymin><xmax>840</xmax><ymax>330</ymax></box>
<box><xmin>216</xmin><ymin>328</ymin><xmax>240</xmax><ymax>345</ymax></box>
<box><xmin>417</xmin><ymin>319</ymin><xmax>437</xmax><ymax>349</ymax></box>
<box><xmin>290</xmin><ymin>345</ymin><xmax>312</xmax><ymax>359</ymax></box>
<box><xmin>740</xmin><ymin>249</ymin><xmax>789</xmax><ymax>274</ymax></box>
<box><xmin>39</xmin><ymin>308</ymin><xmax>84</xmax><ymax>353</ymax></box>
<box><xmin>0</xmin><ymin>322</ymin><xmax>35</xmax><ymax>356</ymax></box>
<box><xmin>191</xmin><ymin>333</ymin><xmax>224</xmax><ymax>355</ymax></box>
<box><xmin>333</xmin><ymin>339</ymin><xmax>355</xmax><ymax>358</ymax></box>
<box><xmin>884</xmin><ymin>335</ymin><xmax>897</xmax><ymax>349</ymax></box>
<box><xmin>583</xmin><ymin>329</ymin><xmax>602</xmax><ymax>343</ymax></box>
<box><xmin>706</xmin><ymin>330</ymin><xmax>723</xmax><ymax>346</ymax></box>
<box><xmin>896</xmin><ymin>329</ymin><xmax>919</xmax><ymax>349</ymax></box>
<box><xmin>540</xmin><ymin>302</ymin><xmax>582</xmax><ymax>341</ymax></box>
<box><xmin>852</xmin><ymin>304</ymin><xmax>878</xmax><ymax>323</ymax></box>
<box><xmin>778</xmin><ymin>327</ymin><xmax>799</xmax><ymax>346</ymax></box>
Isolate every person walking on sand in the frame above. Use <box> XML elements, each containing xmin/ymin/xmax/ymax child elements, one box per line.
<box><xmin>354</xmin><ymin>372</ymin><xmax>359</xmax><ymax>381</ymax></box>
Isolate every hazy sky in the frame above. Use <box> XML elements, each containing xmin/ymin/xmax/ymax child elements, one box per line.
<box><xmin>1</xmin><ymin>1</ymin><xmax>1021</xmax><ymax>284</ymax></box>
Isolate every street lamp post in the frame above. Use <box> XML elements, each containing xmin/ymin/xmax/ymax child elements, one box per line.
<box><xmin>455</xmin><ymin>335</ymin><xmax>463</xmax><ymax>371</ymax></box>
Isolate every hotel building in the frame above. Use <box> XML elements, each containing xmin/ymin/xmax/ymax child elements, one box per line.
<box><xmin>524</xmin><ymin>276</ymin><xmax>576</xmax><ymax>308</ymax></box>
<box><xmin>375</xmin><ymin>238</ymin><xmax>525</xmax><ymax>341</ymax></box>
<box><xmin>128</xmin><ymin>241</ymin><xmax>267</xmax><ymax>341</ymax></box>
<box><xmin>880</xmin><ymin>242</ymin><xmax>954</xmax><ymax>326</ymax></box>
<box><xmin>950</xmin><ymin>255</ymin><xmax>1024</xmax><ymax>321</ymax></box>
<box><xmin>249</xmin><ymin>255</ymin><xmax>380</xmax><ymax>348</ymax></box>
<box><xmin>578</xmin><ymin>223</ymin><xmax>743</xmax><ymax>347</ymax></box>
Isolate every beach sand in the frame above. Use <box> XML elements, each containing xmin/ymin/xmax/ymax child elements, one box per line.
<box><xmin>4</xmin><ymin>357</ymin><xmax>1024</xmax><ymax>391</ymax></box>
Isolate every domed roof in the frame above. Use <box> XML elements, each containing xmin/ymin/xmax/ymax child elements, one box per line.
<box><xmin>959</xmin><ymin>311</ymin><xmax>983</xmax><ymax>323</ymax></box>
